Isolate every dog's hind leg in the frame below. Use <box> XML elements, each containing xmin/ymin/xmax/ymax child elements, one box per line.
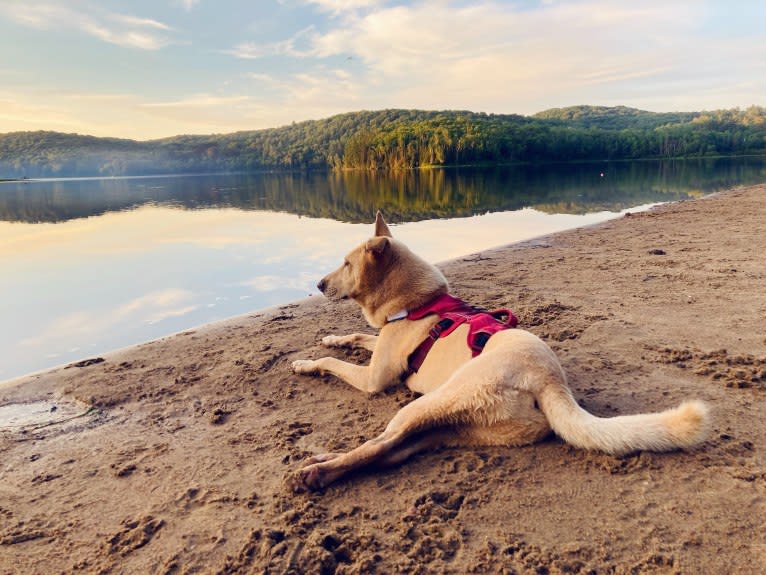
<box><xmin>322</xmin><ymin>333</ymin><xmax>378</xmax><ymax>352</ymax></box>
<box><xmin>293</xmin><ymin>396</ymin><xmax>444</xmax><ymax>491</ymax></box>
<box><xmin>292</xmin><ymin>417</ymin><xmax>550</xmax><ymax>492</ymax></box>
<box><xmin>374</xmin><ymin>417</ymin><xmax>552</xmax><ymax>468</ymax></box>
<box><xmin>292</xmin><ymin>368</ymin><xmax>511</xmax><ymax>491</ymax></box>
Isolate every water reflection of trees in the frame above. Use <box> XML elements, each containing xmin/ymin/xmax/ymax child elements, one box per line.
<box><xmin>1</xmin><ymin>158</ymin><xmax>764</xmax><ymax>224</ymax></box>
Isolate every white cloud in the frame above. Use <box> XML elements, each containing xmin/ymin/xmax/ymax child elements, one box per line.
<box><xmin>238</xmin><ymin>272</ymin><xmax>318</xmax><ymax>293</ymax></box>
<box><xmin>0</xmin><ymin>90</ymin><xmax>215</xmax><ymax>138</ymax></box>
<box><xmin>303</xmin><ymin>0</ymin><xmax>380</xmax><ymax>15</ymax></box>
<box><xmin>223</xmin><ymin>26</ymin><xmax>316</xmax><ymax>59</ymax></box>
<box><xmin>143</xmin><ymin>93</ymin><xmax>253</xmax><ymax>110</ymax></box>
<box><xmin>176</xmin><ymin>0</ymin><xmax>201</xmax><ymax>11</ymax></box>
<box><xmin>0</xmin><ymin>3</ymin><xmax>65</xmax><ymax>28</ymax></box>
<box><xmin>116</xmin><ymin>289</ymin><xmax>195</xmax><ymax>316</ymax></box>
<box><xmin>146</xmin><ymin>305</ymin><xmax>201</xmax><ymax>324</ymax></box>
<box><xmin>0</xmin><ymin>93</ymin><xmax>83</xmax><ymax>132</ymax></box>
<box><xmin>80</xmin><ymin>22</ymin><xmax>170</xmax><ymax>51</ymax></box>
<box><xmin>577</xmin><ymin>65</ymin><xmax>675</xmax><ymax>87</ymax></box>
<box><xmin>20</xmin><ymin>289</ymin><xmax>199</xmax><ymax>348</ymax></box>
<box><xmin>289</xmin><ymin>69</ymin><xmax>359</xmax><ymax>104</ymax></box>
<box><xmin>114</xmin><ymin>14</ymin><xmax>172</xmax><ymax>31</ymax></box>
<box><xmin>226</xmin><ymin>1</ymin><xmax>715</xmax><ymax>115</ymax></box>
<box><xmin>138</xmin><ymin>93</ymin><xmax>281</xmax><ymax>135</ymax></box>
<box><xmin>0</xmin><ymin>89</ymin><xmax>281</xmax><ymax>138</ymax></box>
<box><xmin>0</xmin><ymin>2</ymin><xmax>175</xmax><ymax>50</ymax></box>
<box><xmin>240</xmin><ymin>65</ymin><xmax>362</xmax><ymax>121</ymax></box>
<box><xmin>226</xmin><ymin>42</ymin><xmax>268</xmax><ymax>60</ymax></box>
<box><xmin>273</xmin><ymin>0</ymin><xmax>764</xmax><ymax>114</ymax></box>
<box><xmin>245</xmin><ymin>72</ymin><xmax>276</xmax><ymax>83</ymax></box>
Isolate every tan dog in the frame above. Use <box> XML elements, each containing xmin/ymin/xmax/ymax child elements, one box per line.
<box><xmin>291</xmin><ymin>212</ymin><xmax>709</xmax><ymax>491</ymax></box>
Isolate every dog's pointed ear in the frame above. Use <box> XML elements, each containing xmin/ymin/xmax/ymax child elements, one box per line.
<box><xmin>374</xmin><ymin>210</ymin><xmax>392</xmax><ymax>238</ymax></box>
<box><xmin>365</xmin><ymin>236</ymin><xmax>389</xmax><ymax>259</ymax></box>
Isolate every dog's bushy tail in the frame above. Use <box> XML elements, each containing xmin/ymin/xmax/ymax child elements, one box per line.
<box><xmin>537</xmin><ymin>385</ymin><xmax>710</xmax><ymax>455</ymax></box>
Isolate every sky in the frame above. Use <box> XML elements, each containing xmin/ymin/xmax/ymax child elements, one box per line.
<box><xmin>0</xmin><ymin>0</ymin><xmax>764</xmax><ymax>140</ymax></box>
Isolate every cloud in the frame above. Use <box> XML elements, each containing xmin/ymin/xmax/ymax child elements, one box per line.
<box><xmin>20</xmin><ymin>289</ymin><xmax>199</xmax><ymax>348</ymax></box>
<box><xmin>0</xmin><ymin>3</ymin><xmax>65</xmax><ymax>28</ymax></box>
<box><xmin>0</xmin><ymin>94</ymin><xmax>83</xmax><ymax>132</ymax></box>
<box><xmin>283</xmin><ymin>68</ymin><xmax>359</xmax><ymax>104</ymax></box>
<box><xmin>176</xmin><ymin>0</ymin><xmax>201</xmax><ymax>11</ymax></box>
<box><xmin>138</xmin><ymin>93</ymin><xmax>281</xmax><ymax>135</ymax></box>
<box><xmin>225</xmin><ymin>1</ymin><xmax>712</xmax><ymax>114</ymax></box>
<box><xmin>80</xmin><ymin>22</ymin><xmax>170</xmax><ymax>51</ymax></box>
<box><xmin>116</xmin><ymin>289</ymin><xmax>196</xmax><ymax>316</ymax></box>
<box><xmin>269</xmin><ymin>0</ymin><xmax>766</xmax><ymax>114</ymax></box>
<box><xmin>303</xmin><ymin>0</ymin><xmax>380</xmax><ymax>15</ymax></box>
<box><xmin>225</xmin><ymin>42</ymin><xmax>268</xmax><ymax>60</ymax></box>
<box><xmin>113</xmin><ymin>14</ymin><xmax>172</xmax><ymax>31</ymax></box>
<box><xmin>26</xmin><ymin>91</ymin><xmax>250</xmax><ymax>140</ymax></box>
<box><xmin>0</xmin><ymin>2</ymin><xmax>175</xmax><ymax>50</ymax></box>
<box><xmin>143</xmin><ymin>94</ymin><xmax>253</xmax><ymax>110</ymax></box>
<box><xmin>238</xmin><ymin>272</ymin><xmax>318</xmax><ymax>293</ymax></box>
<box><xmin>0</xmin><ymin>89</ymin><xmax>278</xmax><ymax>139</ymax></box>
<box><xmin>223</xmin><ymin>26</ymin><xmax>316</xmax><ymax>59</ymax></box>
<box><xmin>577</xmin><ymin>65</ymin><xmax>675</xmax><ymax>87</ymax></box>
<box><xmin>146</xmin><ymin>305</ymin><xmax>201</xmax><ymax>325</ymax></box>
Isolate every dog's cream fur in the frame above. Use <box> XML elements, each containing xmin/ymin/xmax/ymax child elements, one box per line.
<box><xmin>291</xmin><ymin>213</ymin><xmax>710</xmax><ymax>491</ymax></box>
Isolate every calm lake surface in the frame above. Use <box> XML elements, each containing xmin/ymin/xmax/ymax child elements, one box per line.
<box><xmin>2</xmin><ymin>157</ymin><xmax>765</xmax><ymax>382</ymax></box>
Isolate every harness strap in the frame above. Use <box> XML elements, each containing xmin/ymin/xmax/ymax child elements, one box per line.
<box><xmin>406</xmin><ymin>318</ymin><xmax>455</xmax><ymax>376</ymax></box>
<box><xmin>403</xmin><ymin>294</ymin><xmax>518</xmax><ymax>377</ymax></box>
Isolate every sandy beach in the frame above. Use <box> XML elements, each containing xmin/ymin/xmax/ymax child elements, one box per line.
<box><xmin>1</xmin><ymin>184</ymin><xmax>765</xmax><ymax>574</ymax></box>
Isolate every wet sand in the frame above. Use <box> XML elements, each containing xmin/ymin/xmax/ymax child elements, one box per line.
<box><xmin>1</xmin><ymin>184</ymin><xmax>765</xmax><ymax>574</ymax></box>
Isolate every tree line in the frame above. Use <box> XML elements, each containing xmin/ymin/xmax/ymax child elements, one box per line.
<box><xmin>1</xmin><ymin>106</ymin><xmax>765</xmax><ymax>177</ymax></box>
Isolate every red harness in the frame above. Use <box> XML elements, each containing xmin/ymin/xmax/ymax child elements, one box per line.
<box><xmin>403</xmin><ymin>294</ymin><xmax>518</xmax><ymax>377</ymax></box>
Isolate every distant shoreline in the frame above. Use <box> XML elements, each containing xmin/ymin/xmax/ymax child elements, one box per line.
<box><xmin>2</xmin><ymin>152</ymin><xmax>766</xmax><ymax>182</ymax></box>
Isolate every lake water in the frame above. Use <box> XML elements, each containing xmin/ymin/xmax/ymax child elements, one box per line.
<box><xmin>2</xmin><ymin>157</ymin><xmax>765</xmax><ymax>382</ymax></box>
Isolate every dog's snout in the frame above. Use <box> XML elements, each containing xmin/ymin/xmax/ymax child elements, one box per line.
<box><xmin>317</xmin><ymin>278</ymin><xmax>327</xmax><ymax>293</ymax></box>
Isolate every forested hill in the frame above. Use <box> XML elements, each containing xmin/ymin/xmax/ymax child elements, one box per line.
<box><xmin>532</xmin><ymin>105</ymin><xmax>699</xmax><ymax>130</ymax></box>
<box><xmin>1</xmin><ymin>106</ymin><xmax>765</xmax><ymax>178</ymax></box>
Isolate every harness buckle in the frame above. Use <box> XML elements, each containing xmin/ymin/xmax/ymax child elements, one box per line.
<box><xmin>429</xmin><ymin>318</ymin><xmax>454</xmax><ymax>339</ymax></box>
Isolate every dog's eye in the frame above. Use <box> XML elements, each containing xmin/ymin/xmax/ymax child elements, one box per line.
<box><xmin>343</xmin><ymin>260</ymin><xmax>350</xmax><ymax>267</ymax></box>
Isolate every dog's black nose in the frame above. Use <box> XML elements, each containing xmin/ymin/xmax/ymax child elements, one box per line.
<box><xmin>317</xmin><ymin>279</ymin><xmax>326</xmax><ymax>293</ymax></box>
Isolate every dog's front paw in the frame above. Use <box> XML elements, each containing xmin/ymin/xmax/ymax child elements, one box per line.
<box><xmin>321</xmin><ymin>334</ymin><xmax>346</xmax><ymax>348</ymax></box>
<box><xmin>292</xmin><ymin>359</ymin><xmax>319</xmax><ymax>375</ymax></box>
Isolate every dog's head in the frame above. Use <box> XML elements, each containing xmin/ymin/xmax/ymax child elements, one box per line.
<box><xmin>317</xmin><ymin>211</ymin><xmax>448</xmax><ymax>328</ymax></box>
